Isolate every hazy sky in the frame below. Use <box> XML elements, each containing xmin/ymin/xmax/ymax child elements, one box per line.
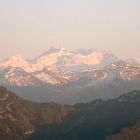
<box><xmin>0</xmin><ymin>0</ymin><xmax>140</xmax><ymax>59</ymax></box>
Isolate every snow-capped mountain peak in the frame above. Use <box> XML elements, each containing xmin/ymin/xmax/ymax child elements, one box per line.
<box><xmin>75</xmin><ymin>48</ymin><xmax>98</xmax><ymax>55</ymax></box>
<box><xmin>1</xmin><ymin>47</ymin><xmax>139</xmax><ymax>88</ymax></box>
<box><xmin>0</xmin><ymin>55</ymin><xmax>32</xmax><ymax>72</ymax></box>
<box><xmin>0</xmin><ymin>48</ymin><xmax>119</xmax><ymax>75</ymax></box>
<box><xmin>34</xmin><ymin>48</ymin><xmax>118</xmax><ymax>72</ymax></box>
<box><xmin>38</xmin><ymin>47</ymin><xmax>68</xmax><ymax>57</ymax></box>
<box><xmin>0</xmin><ymin>48</ymin><xmax>140</xmax><ymax>104</ymax></box>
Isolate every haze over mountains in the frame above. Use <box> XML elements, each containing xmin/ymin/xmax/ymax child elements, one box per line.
<box><xmin>0</xmin><ymin>47</ymin><xmax>140</xmax><ymax>104</ymax></box>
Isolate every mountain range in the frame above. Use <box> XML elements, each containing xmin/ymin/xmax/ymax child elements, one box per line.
<box><xmin>0</xmin><ymin>47</ymin><xmax>140</xmax><ymax>104</ymax></box>
<box><xmin>0</xmin><ymin>87</ymin><xmax>140</xmax><ymax>140</ymax></box>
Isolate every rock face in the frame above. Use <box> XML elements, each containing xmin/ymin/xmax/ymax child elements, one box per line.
<box><xmin>0</xmin><ymin>87</ymin><xmax>72</xmax><ymax>140</ymax></box>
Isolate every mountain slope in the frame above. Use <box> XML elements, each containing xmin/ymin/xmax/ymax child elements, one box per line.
<box><xmin>28</xmin><ymin>90</ymin><xmax>140</xmax><ymax>140</ymax></box>
<box><xmin>107</xmin><ymin>121</ymin><xmax>140</xmax><ymax>140</ymax></box>
<box><xmin>1</xmin><ymin>88</ymin><xmax>140</xmax><ymax>140</ymax></box>
<box><xmin>0</xmin><ymin>87</ymin><xmax>72</xmax><ymax>140</ymax></box>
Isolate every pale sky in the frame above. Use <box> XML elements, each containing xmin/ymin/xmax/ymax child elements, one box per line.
<box><xmin>0</xmin><ymin>0</ymin><xmax>140</xmax><ymax>59</ymax></box>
